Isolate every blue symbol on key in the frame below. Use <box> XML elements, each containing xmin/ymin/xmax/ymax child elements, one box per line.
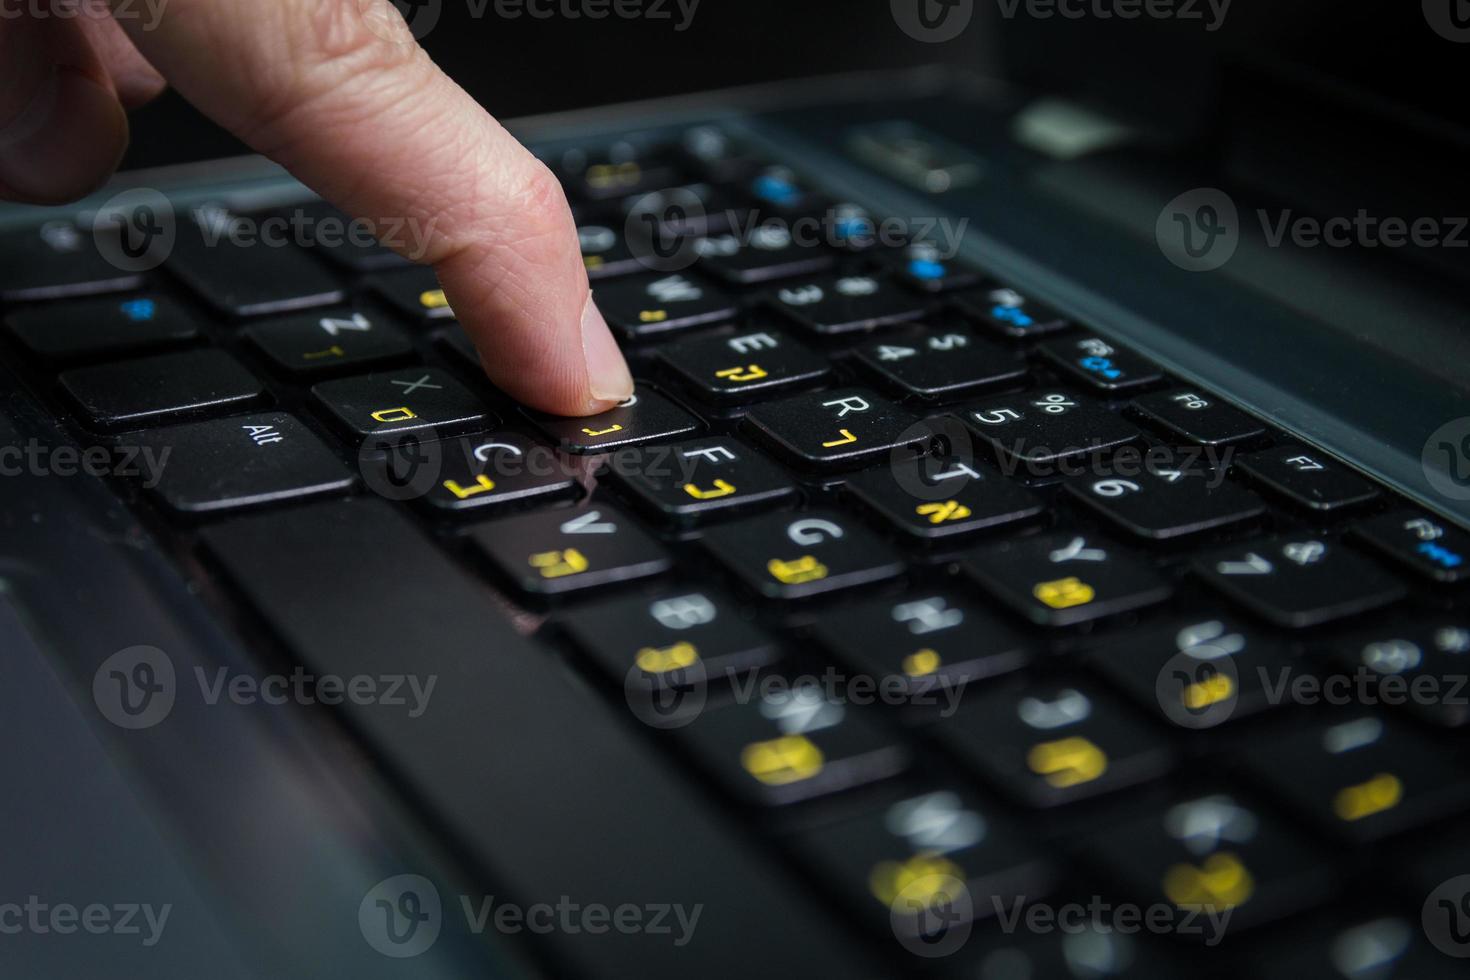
<box><xmin>1079</xmin><ymin>356</ymin><xmax>1123</xmax><ymax>380</ymax></box>
<box><xmin>908</xmin><ymin>258</ymin><xmax>947</xmax><ymax>281</ymax></box>
<box><xmin>991</xmin><ymin>305</ymin><xmax>1034</xmax><ymax>328</ymax></box>
<box><xmin>119</xmin><ymin>298</ymin><xmax>156</xmax><ymax>322</ymax></box>
<box><xmin>752</xmin><ymin>174</ymin><xmax>799</xmax><ymax>206</ymax></box>
<box><xmin>1418</xmin><ymin>542</ymin><xmax>1464</xmax><ymax>569</ymax></box>
<box><xmin>834</xmin><ymin>216</ymin><xmax>872</xmax><ymax>242</ymax></box>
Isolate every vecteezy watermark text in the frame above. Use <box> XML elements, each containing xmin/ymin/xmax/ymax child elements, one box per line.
<box><xmin>0</xmin><ymin>897</ymin><xmax>171</xmax><ymax>947</ymax></box>
<box><xmin>0</xmin><ymin>0</ymin><xmax>168</xmax><ymax>30</ymax></box>
<box><xmin>358</xmin><ymin>875</ymin><xmax>701</xmax><ymax>958</ymax></box>
<box><xmin>0</xmin><ymin>439</ymin><xmax>169</xmax><ymax>488</ymax></box>
<box><xmin>92</xmin><ymin>646</ymin><xmax>437</xmax><ymax>730</ymax></box>
<box><xmin>993</xmin><ymin>0</ymin><xmax>1231</xmax><ymax>31</ymax></box>
<box><xmin>992</xmin><ymin>895</ymin><xmax>1232</xmax><ymax>947</ymax></box>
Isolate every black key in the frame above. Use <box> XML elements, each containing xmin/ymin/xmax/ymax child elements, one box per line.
<box><xmin>696</xmin><ymin>225</ymin><xmax>836</xmax><ymax>285</ymax></box>
<box><xmin>621</xmin><ymin>182</ymin><xmax>749</xmax><ymax>238</ymax></box>
<box><xmin>851</xmin><ymin>326</ymin><xmax>1028</xmax><ymax>400</ymax></box>
<box><xmin>678</xmin><ymin>126</ymin><xmax>762</xmax><ymax>184</ymax></box>
<box><xmin>1194</xmin><ymin>537</ymin><xmax>1406</xmax><ymax>628</ymax></box>
<box><xmin>167</xmin><ymin>208</ymin><xmax>344</xmax><ymax>317</ymax></box>
<box><xmin>745</xmin><ymin>166</ymin><xmax>822</xmax><ymax>213</ymax></box>
<box><xmin>957</xmin><ymin>389</ymin><xmax>1142</xmax><ymax>472</ymax></box>
<box><xmin>398</xmin><ymin>433</ymin><xmax>579</xmax><ymax>514</ymax></box>
<box><xmin>793</xmin><ymin>788</ymin><xmax>1051</xmax><ymax>945</ymax></box>
<box><xmin>312</xmin><ymin>367</ymin><xmax>493</xmax><ymax>440</ymax></box>
<box><xmin>767</xmin><ymin>273</ymin><xmax>927</xmax><ymax>335</ymax></box>
<box><xmin>1084</xmin><ymin>790</ymin><xmax>1333</xmax><ymax>932</ymax></box>
<box><xmin>938</xmin><ymin>681</ymin><xmax>1173</xmax><ymax>807</ymax></box>
<box><xmin>435</xmin><ymin>326</ymin><xmax>480</xmax><ymax>372</ymax></box>
<box><xmin>60</xmin><ymin>349</ymin><xmax>266</xmax><ymax>430</ymax></box>
<box><xmin>1128</xmin><ymin>388</ymin><xmax>1266</xmax><ymax>447</ymax></box>
<box><xmin>607</xmin><ymin>436</ymin><xmax>796</xmax><ymax>523</ymax></box>
<box><xmin>1064</xmin><ymin>466</ymin><xmax>1266</xmax><ymax>541</ymax></box>
<box><xmin>1240</xmin><ymin>715</ymin><xmax>1470</xmax><ymax>842</ymax></box>
<box><xmin>563</xmin><ymin>588</ymin><xmax>779</xmax><ymax>693</ymax></box>
<box><xmin>677</xmin><ymin>681</ymin><xmax>908</xmax><ymax>805</ymax></box>
<box><xmin>196</xmin><ymin>498</ymin><xmax>873</xmax><ymax>977</ymax></box>
<box><xmin>243</xmin><ymin>308</ymin><xmax>413</xmax><ymax>376</ymax></box>
<box><xmin>275</xmin><ymin>200</ymin><xmax>411</xmax><ymax>272</ymax></box>
<box><xmin>889</xmin><ymin>242</ymin><xmax>983</xmax><ymax>293</ymax></box>
<box><xmin>744</xmin><ymin>387</ymin><xmax>924</xmax><ymax>472</ymax></box>
<box><xmin>372</xmin><ymin>268</ymin><xmax>455</xmax><ymax>322</ymax></box>
<box><xmin>1319</xmin><ymin>616</ymin><xmax>1470</xmax><ymax>728</ymax></box>
<box><xmin>1253</xmin><ymin>917</ymin><xmax>1464</xmax><ymax>980</ymax></box>
<box><xmin>558</xmin><ymin>146</ymin><xmax>683</xmax><ymax>201</ymax></box>
<box><xmin>1089</xmin><ymin>616</ymin><xmax>1296</xmax><ymax>729</ymax></box>
<box><xmin>1039</xmin><ymin>334</ymin><xmax>1164</xmax><ymax>394</ymax></box>
<box><xmin>658</xmin><ymin>327</ymin><xmax>831</xmax><ymax>403</ymax></box>
<box><xmin>5</xmin><ymin>293</ymin><xmax>197</xmax><ymax>362</ymax></box>
<box><xmin>951</xmin><ymin>924</ymin><xmax>1185</xmax><ymax>978</ymax></box>
<box><xmin>952</xmin><ymin>285</ymin><xmax>1070</xmax><ymax>339</ymax></box>
<box><xmin>962</xmin><ymin>532</ymin><xmax>1172</xmax><ymax>627</ymax></box>
<box><xmin>131</xmin><ymin>412</ymin><xmax>354</xmax><ymax>514</ymax></box>
<box><xmin>467</xmin><ymin>504</ymin><xmax>672</xmax><ymax>596</ymax></box>
<box><xmin>526</xmin><ymin>386</ymin><xmax>699</xmax><ymax>454</ymax></box>
<box><xmin>1350</xmin><ymin>509</ymin><xmax>1470</xmax><ymax>584</ymax></box>
<box><xmin>846</xmin><ymin>456</ymin><xmax>1043</xmax><ymax>541</ymax></box>
<box><xmin>577</xmin><ymin>220</ymin><xmax>646</xmax><ymax>280</ymax></box>
<box><xmin>811</xmin><ymin>592</ymin><xmax>1029</xmax><ymax>700</ymax></box>
<box><xmin>0</xmin><ymin>222</ymin><xmax>143</xmax><ymax>301</ymax></box>
<box><xmin>1234</xmin><ymin>443</ymin><xmax>1379</xmax><ymax>514</ymax></box>
<box><xmin>702</xmin><ymin>509</ymin><xmax>906</xmax><ymax>600</ymax></box>
<box><xmin>593</xmin><ymin>271</ymin><xmax>737</xmax><ymax>340</ymax></box>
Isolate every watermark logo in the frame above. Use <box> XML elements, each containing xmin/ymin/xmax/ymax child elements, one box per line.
<box><xmin>360</xmin><ymin>875</ymin><xmax>442</xmax><ymax>958</ymax></box>
<box><xmin>623</xmin><ymin>657</ymin><xmax>708</xmax><ymax>730</ymax></box>
<box><xmin>92</xmin><ymin>188</ymin><xmax>174</xmax><ymax>274</ymax></box>
<box><xmin>1423</xmin><ymin>875</ymin><xmax>1470</xmax><ymax>957</ymax></box>
<box><xmin>359</xmin><ymin>432</ymin><xmax>446</xmax><ymax>502</ymax></box>
<box><xmin>1154</xmin><ymin>621</ymin><xmax>1243</xmax><ymax>729</ymax></box>
<box><xmin>889</xmin><ymin>873</ymin><xmax>973</xmax><ymax>958</ymax></box>
<box><xmin>1156</xmin><ymin>187</ymin><xmax>1238</xmax><ymax>271</ymax></box>
<box><xmin>623</xmin><ymin>188</ymin><xmax>707</xmax><ymax>273</ymax></box>
<box><xmin>92</xmin><ymin>646</ymin><xmax>175</xmax><ymax>730</ymax></box>
<box><xmin>1423</xmin><ymin>418</ymin><xmax>1470</xmax><ymax>502</ymax></box>
<box><xmin>1424</xmin><ymin>0</ymin><xmax>1470</xmax><ymax>42</ymax></box>
<box><xmin>891</xmin><ymin>0</ymin><xmax>974</xmax><ymax>41</ymax></box>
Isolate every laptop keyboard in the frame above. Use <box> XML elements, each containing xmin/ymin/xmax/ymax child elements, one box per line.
<box><xmin>3</xmin><ymin>126</ymin><xmax>1469</xmax><ymax>976</ymax></box>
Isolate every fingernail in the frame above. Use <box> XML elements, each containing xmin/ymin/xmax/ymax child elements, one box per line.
<box><xmin>0</xmin><ymin>68</ymin><xmax>126</xmax><ymax>203</ymax></box>
<box><xmin>581</xmin><ymin>295</ymin><xmax>634</xmax><ymax>406</ymax></box>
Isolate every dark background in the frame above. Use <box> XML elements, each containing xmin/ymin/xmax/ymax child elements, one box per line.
<box><xmin>121</xmin><ymin>0</ymin><xmax>1464</xmax><ymax>170</ymax></box>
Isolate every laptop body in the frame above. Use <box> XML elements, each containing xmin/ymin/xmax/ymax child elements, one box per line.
<box><xmin>1</xmin><ymin>4</ymin><xmax>1467</xmax><ymax>977</ymax></box>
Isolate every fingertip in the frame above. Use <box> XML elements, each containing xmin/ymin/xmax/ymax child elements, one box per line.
<box><xmin>580</xmin><ymin>296</ymin><xmax>635</xmax><ymax>405</ymax></box>
<box><xmin>0</xmin><ymin>67</ymin><xmax>127</xmax><ymax>204</ymax></box>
